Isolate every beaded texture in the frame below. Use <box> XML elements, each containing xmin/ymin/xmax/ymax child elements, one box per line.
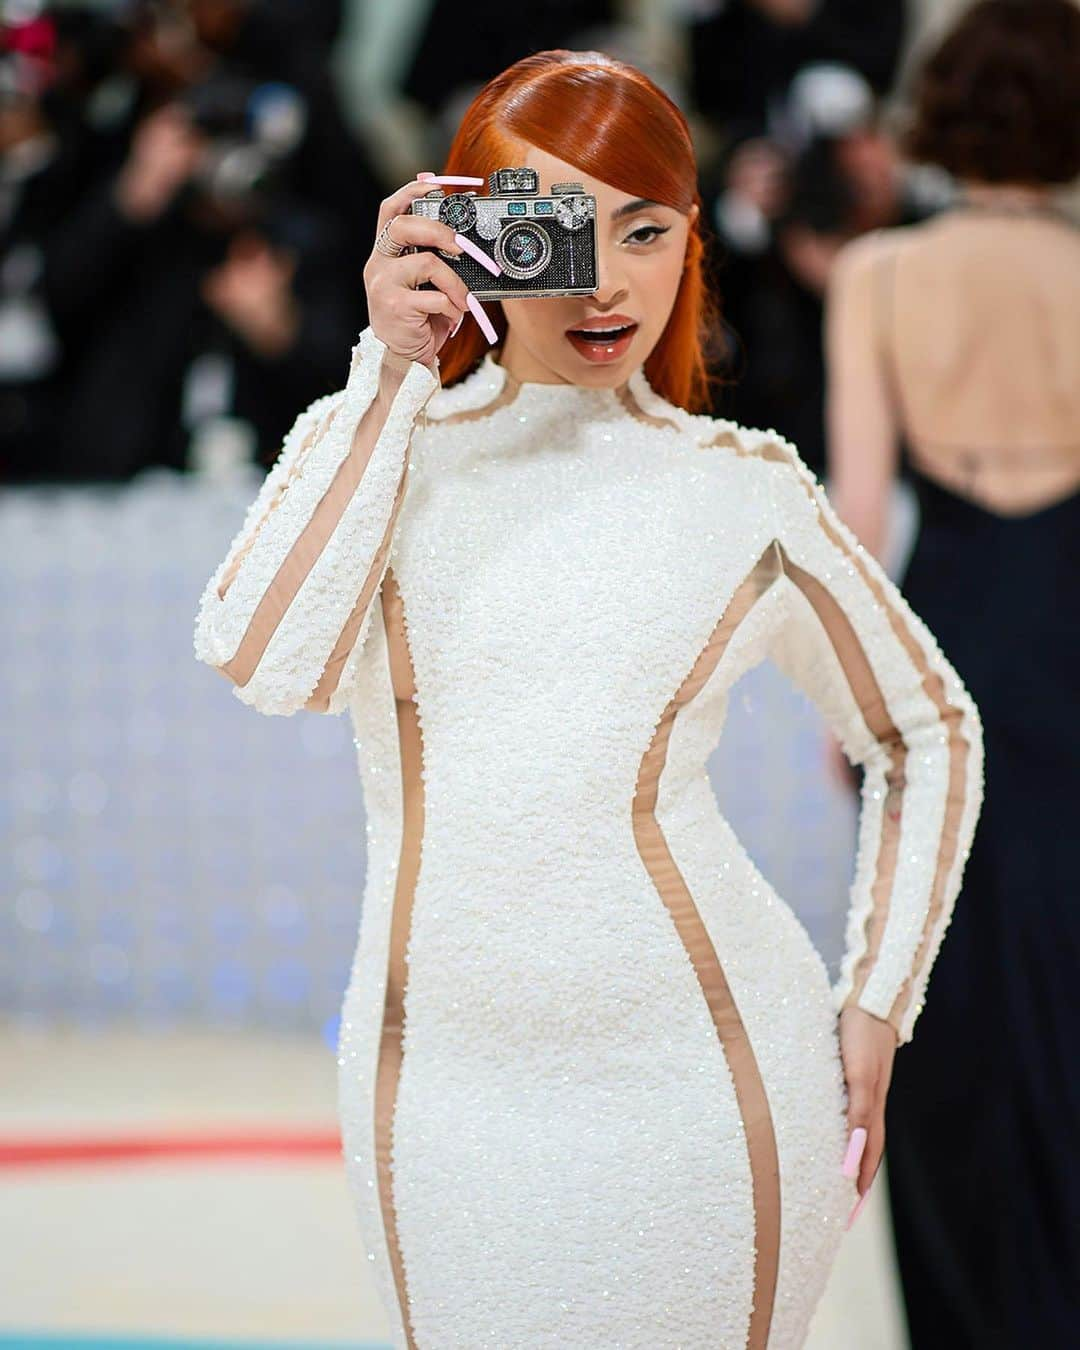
<box><xmin>195</xmin><ymin>332</ymin><xmax>984</xmax><ymax>1348</ymax></box>
<box><xmin>193</xmin><ymin>327</ymin><xmax>438</xmax><ymax>715</ymax></box>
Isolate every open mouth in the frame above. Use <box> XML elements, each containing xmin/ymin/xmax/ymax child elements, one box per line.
<box><xmin>565</xmin><ymin>318</ymin><xmax>639</xmax><ymax>363</ymax></box>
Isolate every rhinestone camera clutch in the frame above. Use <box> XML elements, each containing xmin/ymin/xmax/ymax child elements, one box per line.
<box><xmin>409</xmin><ymin>166</ymin><xmax>599</xmax><ymax>300</ymax></box>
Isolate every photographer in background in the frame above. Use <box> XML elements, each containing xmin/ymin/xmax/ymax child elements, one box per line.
<box><xmin>0</xmin><ymin>4</ymin><xmax>109</xmax><ymax>480</ymax></box>
<box><xmin>183</xmin><ymin>0</ymin><xmax>380</xmax><ymax>238</ymax></box>
<box><xmin>42</xmin><ymin>86</ymin><xmax>358</xmax><ymax>480</ymax></box>
<box><xmin>687</xmin><ymin>0</ymin><xmax>906</xmax><ymax>153</ymax></box>
<box><xmin>1</xmin><ymin>1</ymin><xmax>371</xmax><ymax>482</ymax></box>
<box><xmin>705</xmin><ymin>64</ymin><xmax>929</xmax><ymax>476</ymax></box>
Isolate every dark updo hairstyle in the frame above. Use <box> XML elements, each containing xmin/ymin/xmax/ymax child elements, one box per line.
<box><xmin>903</xmin><ymin>0</ymin><xmax>1080</xmax><ymax>185</ymax></box>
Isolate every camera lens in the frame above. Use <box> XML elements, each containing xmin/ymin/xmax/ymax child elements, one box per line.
<box><xmin>494</xmin><ymin>221</ymin><xmax>552</xmax><ymax>280</ymax></box>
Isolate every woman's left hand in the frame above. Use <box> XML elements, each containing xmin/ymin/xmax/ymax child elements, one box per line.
<box><xmin>837</xmin><ymin>1005</ymin><xmax>898</xmax><ymax>1227</ymax></box>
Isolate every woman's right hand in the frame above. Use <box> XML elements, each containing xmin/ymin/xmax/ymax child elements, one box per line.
<box><xmin>362</xmin><ymin>176</ymin><xmax>475</xmax><ymax>370</ymax></box>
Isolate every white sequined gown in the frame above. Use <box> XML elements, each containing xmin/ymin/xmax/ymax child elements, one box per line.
<box><xmin>194</xmin><ymin>327</ymin><xmax>984</xmax><ymax>1349</ymax></box>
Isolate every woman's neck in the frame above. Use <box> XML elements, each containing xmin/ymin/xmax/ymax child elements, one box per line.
<box><xmin>497</xmin><ymin>326</ymin><xmax>573</xmax><ymax>385</ymax></box>
<box><xmin>956</xmin><ymin>178</ymin><xmax>1056</xmax><ymax>210</ymax></box>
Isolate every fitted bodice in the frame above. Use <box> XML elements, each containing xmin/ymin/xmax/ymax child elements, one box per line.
<box><xmin>382</xmin><ymin>361</ymin><xmax>647</xmax><ymax>708</ymax></box>
<box><xmin>378</xmin><ymin>358</ymin><xmax>778</xmax><ymax>816</ymax></box>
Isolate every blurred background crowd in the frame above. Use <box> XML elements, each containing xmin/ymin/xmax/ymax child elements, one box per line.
<box><xmin>0</xmin><ymin>0</ymin><xmax>1032</xmax><ymax>487</ymax></box>
<box><xmin>2</xmin><ymin>2</ymin><xmax>1078</xmax><ymax>1347</ymax></box>
<box><xmin>0</xmin><ymin>0</ymin><xmax>378</xmax><ymax>482</ymax></box>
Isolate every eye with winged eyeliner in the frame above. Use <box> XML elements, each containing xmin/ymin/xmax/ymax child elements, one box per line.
<box><xmin>623</xmin><ymin>225</ymin><xmax>671</xmax><ymax>246</ymax></box>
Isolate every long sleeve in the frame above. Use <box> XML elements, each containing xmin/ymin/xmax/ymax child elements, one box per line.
<box><xmin>760</xmin><ymin>434</ymin><xmax>985</xmax><ymax>1045</ymax></box>
<box><xmin>193</xmin><ymin>327</ymin><xmax>439</xmax><ymax>716</ymax></box>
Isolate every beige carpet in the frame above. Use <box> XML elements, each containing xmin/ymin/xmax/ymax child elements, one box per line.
<box><xmin>0</xmin><ymin>1023</ymin><xmax>907</xmax><ymax>1346</ymax></box>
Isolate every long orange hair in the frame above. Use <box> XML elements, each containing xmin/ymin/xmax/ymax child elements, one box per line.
<box><xmin>435</xmin><ymin>50</ymin><xmax>719</xmax><ymax>413</ymax></box>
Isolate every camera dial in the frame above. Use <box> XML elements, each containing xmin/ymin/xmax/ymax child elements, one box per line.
<box><xmin>438</xmin><ymin>193</ymin><xmax>477</xmax><ymax>233</ymax></box>
<box><xmin>554</xmin><ymin>195</ymin><xmax>590</xmax><ymax>231</ymax></box>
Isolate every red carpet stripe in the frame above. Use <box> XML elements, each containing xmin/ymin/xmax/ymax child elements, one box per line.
<box><xmin>0</xmin><ymin>1128</ymin><xmax>342</xmax><ymax>1168</ymax></box>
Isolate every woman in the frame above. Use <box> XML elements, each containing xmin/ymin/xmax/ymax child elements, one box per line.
<box><xmin>194</xmin><ymin>51</ymin><xmax>983</xmax><ymax>1348</ymax></box>
<box><xmin>824</xmin><ymin>3</ymin><xmax>1080</xmax><ymax>1344</ymax></box>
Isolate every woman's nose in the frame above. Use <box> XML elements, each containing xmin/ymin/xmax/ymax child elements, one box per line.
<box><xmin>592</xmin><ymin>249</ymin><xmax>629</xmax><ymax>308</ymax></box>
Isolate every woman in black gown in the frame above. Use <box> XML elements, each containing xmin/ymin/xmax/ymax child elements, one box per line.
<box><xmin>886</xmin><ymin>414</ymin><xmax>1080</xmax><ymax>1350</ymax></box>
<box><xmin>824</xmin><ymin>3</ymin><xmax>1080</xmax><ymax>1343</ymax></box>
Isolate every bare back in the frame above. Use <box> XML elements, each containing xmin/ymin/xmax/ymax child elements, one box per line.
<box><xmin>875</xmin><ymin>206</ymin><xmax>1080</xmax><ymax>516</ymax></box>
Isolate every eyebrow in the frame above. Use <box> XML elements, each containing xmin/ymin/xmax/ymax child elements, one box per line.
<box><xmin>610</xmin><ymin>198</ymin><xmax>663</xmax><ymax>221</ymax></box>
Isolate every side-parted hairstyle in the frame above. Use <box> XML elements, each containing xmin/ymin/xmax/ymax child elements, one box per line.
<box><xmin>904</xmin><ymin>0</ymin><xmax>1080</xmax><ymax>186</ymax></box>
<box><xmin>435</xmin><ymin>50</ymin><xmax>718</xmax><ymax>413</ymax></box>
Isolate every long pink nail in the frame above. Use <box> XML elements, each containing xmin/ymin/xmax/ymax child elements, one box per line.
<box><xmin>846</xmin><ymin>1185</ymin><xmax>871</xmax><ymax>1230</ymax></box>
<box><xmin>841</xmin><ymin>1126</ymin><xmax>867</xmax><ymax>1178</ymax></box>
<box><xmin>455</xmin><ymin>232</ymin><xmax>501</xmax><ymax>277</ymax></box>
<box><xmin>449</xmin><ymin>311</ymin><xmax>464</xmax><ymax>339</ymax></box>
<box><xmin>424</xmin><ymin>175</ymin><xmax>485</xmax><ymax>185</ymax></box>
<box><xmin>416</xmin><ymin>171</ymin><xmax>436</xmax><ymax>180</ymax></box>
<box><xmin>465</xmin><ymin>292</ymin><xmax>497</xmax><ymax>345</ymax></box>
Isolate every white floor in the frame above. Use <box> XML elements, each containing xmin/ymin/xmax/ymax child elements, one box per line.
<box><xmin>0</xmin><ymin>1023</ymin><xmax>909</xmax><ymax>1347</ymax></box>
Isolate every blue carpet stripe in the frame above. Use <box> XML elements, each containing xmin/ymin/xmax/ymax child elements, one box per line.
<box><xmin>0</xmin><ymin>1335</ymin><xmax>390</xmax><ymax>1350</ymax></box>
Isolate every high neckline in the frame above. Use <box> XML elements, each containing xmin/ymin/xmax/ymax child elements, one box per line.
<box><xmin>425</xmin><ymin>347</ymin><xmax>676</xmax><ymax>428</ymax></box>
<box><xmin>478</xmin><ymin>351</ymin><xmax>644</xmax><ymax>406</ymax></box>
